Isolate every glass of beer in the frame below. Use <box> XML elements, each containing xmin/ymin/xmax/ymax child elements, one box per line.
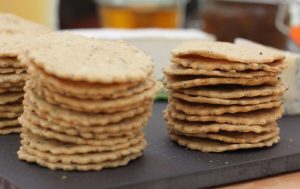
<box><xmin>96</xmin><ymin>0</ymin><xmax>185</xmax><ymax>28</ymax></box>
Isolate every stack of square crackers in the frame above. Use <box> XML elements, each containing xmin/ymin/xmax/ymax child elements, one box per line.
<box><xmin>0</xmin><ymin>13</ymin><xmax>50</xmax><ymax>135</ymax></box>
<box><xmin>164</xmin><ymin>41</ymin><xmax>287</xmax><ymax>152</ymax></box>
<box><xmin>17</xmin><ymin>33</ymin><xmax>160</xmax><ymax>171</ymax></box>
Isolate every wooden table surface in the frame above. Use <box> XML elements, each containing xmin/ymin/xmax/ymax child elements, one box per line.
<box><xmin>219</xmin><ymin>171</ymin><xmax>300</xmax><ymax>189</ymax></box>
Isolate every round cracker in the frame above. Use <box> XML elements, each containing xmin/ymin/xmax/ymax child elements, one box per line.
<box><xmin>24</xmin><ymin>92</ymin><xmax>152</xmax><ymax>126</ymax></box>
<box><xmin>0</xmin><ymin>126</ymin><xmax>21</xmax><ymax>135</ymax></box>
<box><xmin>165</xmin><ymin>75</ymin><xmax>280</xmax><ymax>89</ymax></box>
<box><xmin>170</xmin><ymin>133</ymin><xmax>280</xmax><ymax>153</ymax></box>
<box><xmin>29</xmin><ymin>66</ymin><xmax>144</xmax><ymax>98</ymax></box>
<box><xmin>0</xmin><ymin>86</ymin><xmax>23</xmax><ymax>93</ymax></box>
<box><xmin>27</xmin><ymin>80</ymin><xmax>160</xmax><ymax>113</ymax></box>
<box><xmin>0</xmin><ymin>67</ymin><xmax>26</xmax><ymax>74</ymax></box>
<box><xmin>0</xmin><ymin>73</ymin><xmax>28</xmax><ymax>84</ymax></box>
<box><xmin>166</xmin><ymin>106</ymin><xmax>284</xmax><ymax>125</ymax></box>
<box><xmin>164</xmin><ymin>64</ymin><xmax>276</xmax><ymax>78</ymax></box>
<box><xmin>169</xmin><ymin>97</ymin><xmax>282</xmax><ymax>116</ymax></box>
<box><xmin>171</xmin><ymin>56</ymin><xmax>286</xmax><ymax>73</ymax></box>
<box><xmin>18</xmin><ymin>148</ymin><xmax>142</xmax><ymax>171</ymax></box>
<box><xmin>0</xmin><ymin>92</ymin><xmax>23</xmax><ymax>105</ymax></box>
<box><xmin>0</xmin><ymin>111</ymin><xmax>21</xmax><ymax>119</ymax></box>
<box><xmin>20</xmin><ymin>115</ymin><xmax>143</xmax><ymax>146</ymax></box>
<box><xmin>24</xmin><ymin>32</ymin><xmax>154</xmax><ymax>83</ymax></box>
<box><xmin>165</xmin><ymin>115</ymin><xmax>278</xmax><ymax>134</ymax></box>
<box><xmin>0</xmin><ymin>57</ymin><xmax>24</xmax><ymax>68</ymax></box>
<box><xmin>171</xmin><ymin>41</ymin><xmax>285</xmax><ymax>64</ymax></box>
<box><xmin>172</xmin><ymin>127</ymin><xmax>279</xmax><ymax>144</ymax></box>
<box><xmin>38</xmin><ymin>76</ymin><xmax>156</xmax><ymax>100</ymax></box>
<box><xmin>171</xmin><ymin>92</ymin><xmax>281</xmax><ymax>105</ymax></box>
<box><xmin>23</xmin><ymin>109</ymin><xmax>150</xmax><ymax>135</ymax></box>
<box><xmin>0</xmin><ymin>119</ymin><xmax>19</xmax><ymax>128</ymax></box>
<box><xmin>20</xmin><ymin>111</ymin><xmax>145</xmax><ymax>140</ymax></box>
<box><xmin>0</xmin><ymin>34</ymin><xmax>31</xmax><ymax>57</ymax></box>
<box><xmin>0</xmin><ymin>80</ymin><xmax>25</xmax><ymax>88</ymax></box>
<box><xmin>0</xmin><ymin>13</ymin><xmax>50</xmax><ymax>36</ymax></box>
<box><xmin>177</xmin><ymin>83</ymin><xmax>287</xmax><ymax>99</ymax></box>
<box><xmin>21</xmin><ymin>132</ymin><xmax>145</xmax><ymax>154</ymax></box>
<box><xmin>20</xmin><ymin>139</ymin><xmax>146</xmax><ymax>164</ymax></box>
<box><xmin>0</xmin><ymin>103</ymin><xmax>23</xmax><ymax>112</ymax></box>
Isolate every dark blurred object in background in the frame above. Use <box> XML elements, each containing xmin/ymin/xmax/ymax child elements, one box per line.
<box><xmin>201</xmin><ymin>0</ymin><xmax>287</xmax><ymax>49</ymax></box>
<box><xmin>58</xmin><ymin>0</ymin><xmax>292</xmax><ymax>51</ymax></box>
<box><xmin>184</xmin><ymin>0</ymin><xmax>200</xmax><ymax>28</ymax></box>
<box><xmin>59</xmin><ymin>0</ymin><xmax>184</xmax><ymax>29</ymax></box>
<box><xmin>59</xmin><ymin>0</ymin><xmax>99</xmax><ymax>29</ymax></box>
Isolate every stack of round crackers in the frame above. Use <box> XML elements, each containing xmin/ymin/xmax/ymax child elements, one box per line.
<box><xmin>17</xmin><ymin>33</ymin><xmax>160</xmax><ymax>171</ymax></box>
<box><xmin>0</xmin><ymin>13</ymin><xmax>50</xmax><ymax>135</ymax></box>
<box><xmin>164</xmin><ymin>41</ymin><xmax>287</xmax><ymax>153</ymax></box>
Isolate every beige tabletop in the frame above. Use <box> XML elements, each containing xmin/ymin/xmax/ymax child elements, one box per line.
<box><xmin>219</xmin><ymin>171</ymin><xmax>300</xmax><ymax>189</ymax></box>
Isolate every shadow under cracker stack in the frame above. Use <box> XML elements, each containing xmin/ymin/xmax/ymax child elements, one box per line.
<box><xmin>18</xmin><ymin>32</ymin><xmax>161</xmax><ymax>171</ymax></box>
<box><xmin>163</xmin><ymin>40</ymin><xmax>287</xmax><ymax>153</ymax></box>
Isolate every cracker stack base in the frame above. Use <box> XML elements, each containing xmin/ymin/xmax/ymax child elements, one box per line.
<box><xmin>164</xmin><ymin>41</ymin><xmax>287</xmax><ymax>153</ymax></box>
<box><xmin>18</xmin><ymin>33</ymin><xmax>159</xmax><ymax>171</ymax></box>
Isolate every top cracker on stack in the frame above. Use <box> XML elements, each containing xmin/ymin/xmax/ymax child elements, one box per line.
<box><xmin>0</xmin><ymin>13</ymin><xmax>50</xmax><ymax>35</ymax></box>
<box><xmin>0</xmin><ymin>13</ymin><xmax>50</xmax><ymax>135</ymax></box>
<box><xmin>164</xmin><ymin>41</ymin><xmax>287</xmax><ymax>152</ymax></box>
<box><xmin>18</xmin><ymin>33</ymin><xmax>160</xmax><ymax>171</ymax></box>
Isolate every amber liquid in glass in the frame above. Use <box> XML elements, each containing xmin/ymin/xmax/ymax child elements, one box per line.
<box><xmin>99</xmin><ymin>4</ymin><xmax>180</xmax><ymax>28</ymax></box>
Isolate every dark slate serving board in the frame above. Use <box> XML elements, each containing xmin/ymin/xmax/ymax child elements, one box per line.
<box><xmin>1</xmin><ymin>102</ymin><xmax>300</xmax><ymax>189</ymax></box>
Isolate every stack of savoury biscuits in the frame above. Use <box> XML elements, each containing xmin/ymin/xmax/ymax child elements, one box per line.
<box><xmin>0</xmin><ymin>13</ymin><xmax>50</xmax><ymax>135</ymax></box>
<box><xmin>164</xmin><ymin>41</ymin><xmax>287</xmax><ymax>152</ymax></box>
<box><xmin>18</xmin><ymin>33</ymin><xmax>160</xmax><ymax>171</ymax></box>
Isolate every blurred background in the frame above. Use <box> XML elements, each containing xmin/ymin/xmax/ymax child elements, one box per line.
<box><xmin>1</xmin><ymin>0</ymin><xmax>299</xmax><ymax>51</ymax></box>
